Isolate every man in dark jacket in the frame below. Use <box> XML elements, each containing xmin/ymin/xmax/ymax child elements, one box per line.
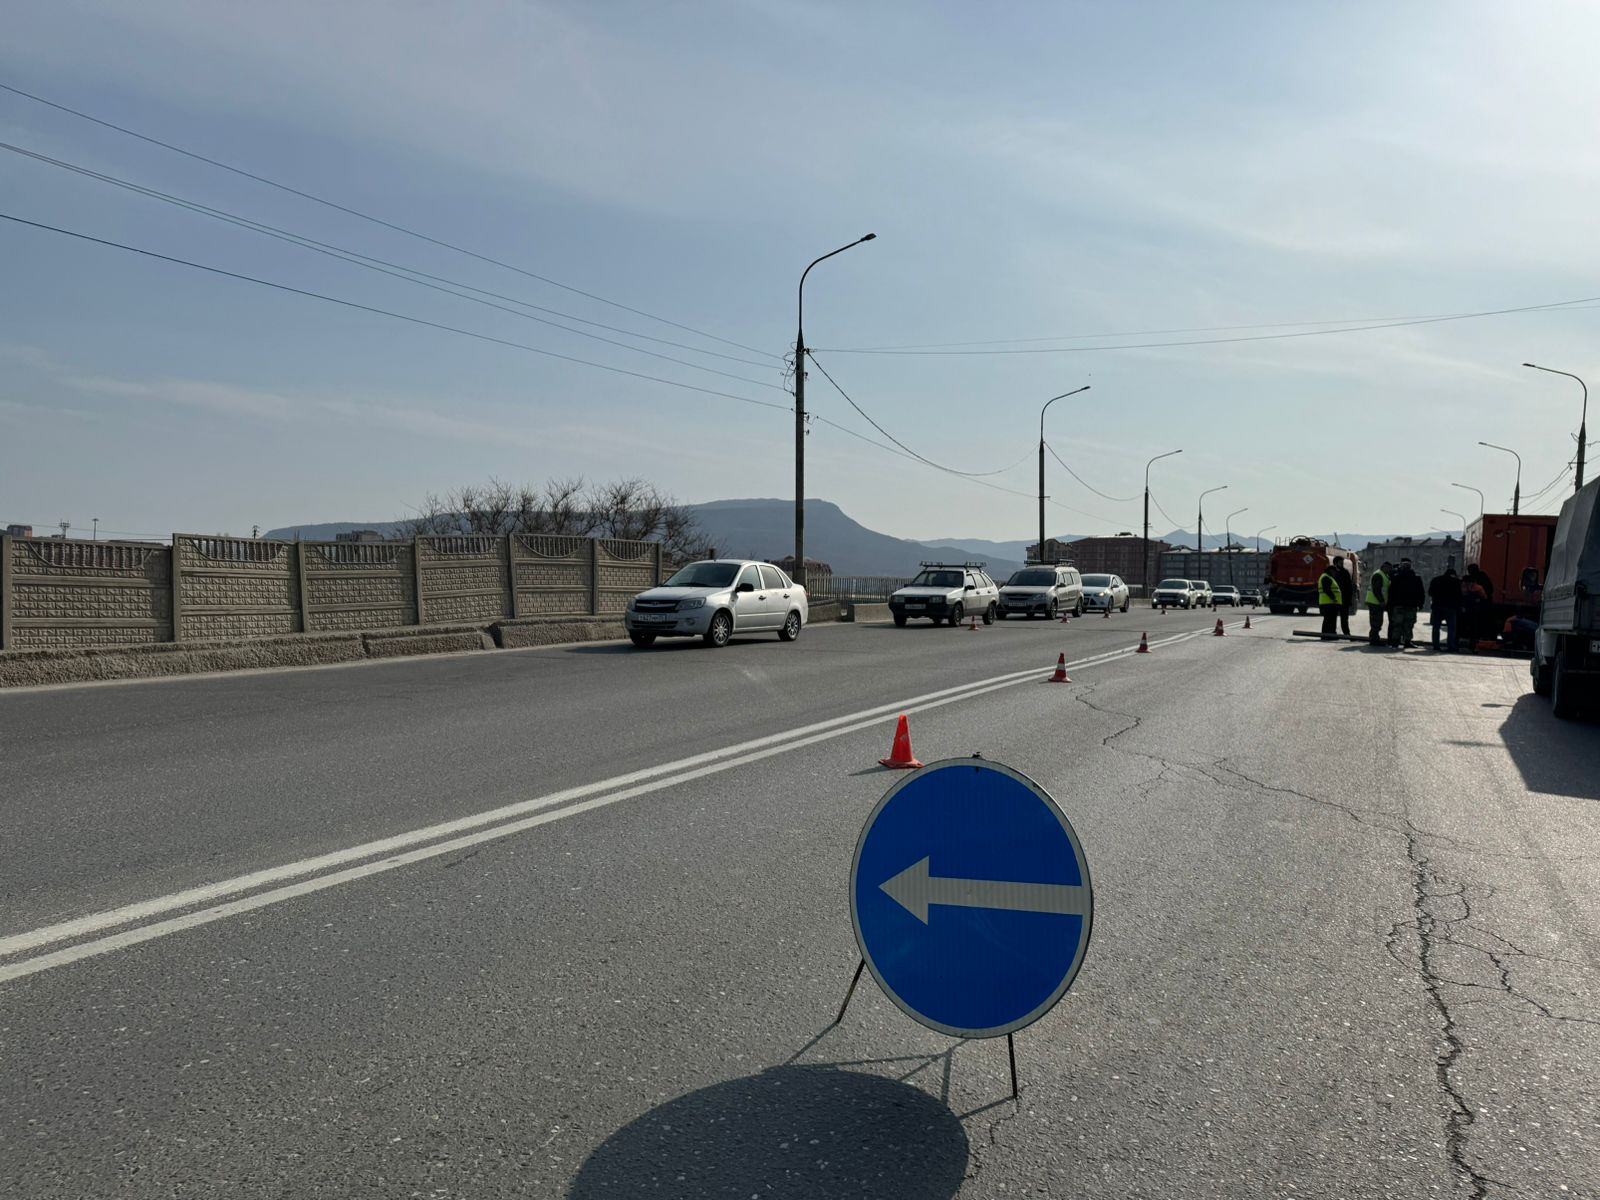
<box><xmin>1388</xmin><ymin>559</ymin><xmax>1425</xmax><ymax>648</ymax></box>
<box><xmin>1428</xmin><ymin>567</ymin><xmax>1462</xmax><ymax>652</ymax></box>
<box><xmin>1329</xmin><ymin>557</ymin><xmax>1356</xmax><ymax>638</ymax></box>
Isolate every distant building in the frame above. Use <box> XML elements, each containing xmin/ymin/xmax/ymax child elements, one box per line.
<box><xmin>1025</xmin><ymin>537</ymin><xmax>1076</xmax><ymax>565</ymax></box>
<box><xmin>1065</xmin><ymin>533</ymin><xmax>1176</xmax><ymax>592</ymax></box>
<box><xmin>4</xmin><ymin>524</ymin><xmax>33</xmax><ymax>538</ymax></box>
<box><xmin>1158</xmin><ymin>548</ymin><xmax>1271</xmax><ymax>590</ymax></box>
<box><xmin>767</xmin><ymin>555</ymin><xmax>831</xmax><ymax>580</ymax></box>
<box><xmin>334</xmin><ymin>529</ymin><xmax>388</xmax><ymax>543</ymax></box>
<box><xmin>1362</xmin><ymin>535</ymin><xmax>1461</xmax><ymax>582</ymax></box>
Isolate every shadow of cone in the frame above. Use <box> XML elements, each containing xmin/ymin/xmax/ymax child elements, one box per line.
<box><xmin>1049</xmin><ymin>653</ymin><xmax>1071</xmax><ymax>683</ymax></box>
<box><xmin>1137</xmin><ymin>632</ymin><xmax>1150</xmax><ymax>653</ymax></box>
<box><xmin>878</xmin><ymin>715</ymin><xmax>923</xmax><ymax>769</ymax></box>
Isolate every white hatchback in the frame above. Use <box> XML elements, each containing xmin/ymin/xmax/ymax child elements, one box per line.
<box><xmin>626</xmin><ymin>560</ymin><xmax>808</xmax><ymax>648</ymax></box>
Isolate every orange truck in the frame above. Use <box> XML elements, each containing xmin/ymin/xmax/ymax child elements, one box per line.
<box><xmin>1265</xmin><ymin>536</ymin><xmax>1361</xmax><ymax>615</ymax></box>
<box><xmin>1462</xmin><ymin>513</ymin><xmax>1558</xmax><ymax>620</ymax></box>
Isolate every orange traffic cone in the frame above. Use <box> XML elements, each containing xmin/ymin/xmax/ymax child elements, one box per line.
<box><xmin>969</xmin><ymin>614</ymin><xmax>979</xmax><ymax>631</ymax></box>
<box><xmin>1102</xmin><ymin>607</ymin><xmax>1109</xmax><ymax>619</ymax></box>
<box><xmin>1137</xmin><ymin>632</ymin><xmax>1150</xmax><ymax>654</ymax></box>
<box><xmin>1049</xmin><ymin>653</ymin><xmax>1071</xmax><ymax>683</ymax></box>
<box><xmin>879</xmin><ymin>715</ymin><xmax>923</xmax><ymax>769</ymax></box>
<box><xmin>1243</xmin><ymin>613</ymin><xmax>1252</xmax><ymax>630</ymax></box>
<box><xmin>1214</xmin><ymin>618</ymin><xmax>1225</xmax><ymax>637</ymax></box>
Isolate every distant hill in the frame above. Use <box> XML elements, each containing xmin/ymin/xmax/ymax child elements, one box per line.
<box><xmin>689</xmin><ymin>499</ymin><xmax>1026</xmax><ymax>578</ymax></box>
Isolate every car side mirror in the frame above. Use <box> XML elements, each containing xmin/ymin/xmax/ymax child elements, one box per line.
<box><xmin>737</xmin><ymin>582</ymin><xmax>755</xmax><ymax>593</ymax></box>
<box><xmin>965</xmin><ymin>584</ymin><xmax>976</xmax><ymax>592</ymax></box>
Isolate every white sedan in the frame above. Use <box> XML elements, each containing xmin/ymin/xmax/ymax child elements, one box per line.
<box><xmin>626</xmin><ymin>559</ymin><xmax>807</xmax><ymax>648</ymax></box>
<box><xmin>1081</xmin><ymin>573</ymin><xmax>1130</xmax><ymax>613</ymax></box>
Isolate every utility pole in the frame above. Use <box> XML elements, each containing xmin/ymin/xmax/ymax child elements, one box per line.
<box><xmin>57</xmin><ymin>520</ymin><xmax>70</xmax><ymax>539</ymax></box>
<box><xmin>1523</xmin><ymin>363</ymin><xmax>1587</xmax><ymax>492</ymax></box>
<box><xmin>1196</xmin><ymin>485</ymin><xmax>1227</xmax><ymax>581</ymax></box>
<box><xmin>92</xmin><ymin>517</ymin><xmax>100</xmax><ymax>541</ymax></box>
<box><xmin>794</xmin><ymin>234</ymin><xmax>875</xmax><ymax>587</ymax></box>
<box><xmin>1143</xmin><ymin>449</ymin><xmax>1182</xmax><ymax>601</ymax></box>
<box><xmin>252</xmin><ymin>524</ymin><xmax>260</xmax><ymax>539</ymax></box>
<box><xmin>1037</xmin><ymin>386</ymin><xmax>1092</xmax><ymax>562</ymax></box>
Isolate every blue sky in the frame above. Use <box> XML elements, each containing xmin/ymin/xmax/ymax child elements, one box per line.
<box><xmin>3</xmin><ymin>0</ymin><xmax>1597</xmax><ymax>544</ymax></box>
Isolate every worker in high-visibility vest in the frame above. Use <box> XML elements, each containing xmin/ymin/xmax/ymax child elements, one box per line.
<box><xmin>1318</xmin><ymin>567</ymin><xmax>1344</xmax><ymax>640</ymax></box>
<box><xmin>1365</xmin><ymin>561</ymin><xmax>1392</xmax><ymax>645</ymax></box>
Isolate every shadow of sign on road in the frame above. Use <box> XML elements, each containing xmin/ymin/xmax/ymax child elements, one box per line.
<box><xmin>568</xmin><ymin>1064</ymin><xmax>968</xmax><ymax>1199</ymax></box>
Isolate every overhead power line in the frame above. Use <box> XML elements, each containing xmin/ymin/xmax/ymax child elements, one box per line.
<box><xmin>0</xmin><ymin>212</ymin><xmax>792</xmax><ymax>414</ymax></box>
<box><xmin>1</xmin><ymin>140</ymin><xmax>784</xmax><ymax>393</ymax></box>
<box><xmin>813</xmin><ymin>295</ymin><xmax>1600</xmax><ymax>357</ymax></box>
<box><xmin>0</xmin><ymin>80</ymin><xmax>778</xmax><ymax>361</ymax></box>
<box><xmin>1044</xmin><ymin>441</ymin><xmax>1137</xmax><ymax>503</ymax></box>
<box><xmin>805</xmin><ymin>351</ymin><xmax>1031</xmax><ymax>478</ymax></box>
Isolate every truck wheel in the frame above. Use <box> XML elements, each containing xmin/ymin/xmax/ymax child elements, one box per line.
<box><xmin>893</xmin><ymin>613</ymin><xmax>907</xmax><ymax>627</ymax></box>
<box><xmin>1532</xmin><ymin>654</ymin><xmax>1553</xmax><ymax>697</ymax></box>
<box><xmin>949</xmin><ymin>602</ymin><xmax>964</xmax><ymax>627</ymax></box>
<box><xmin>983</xmin><ymin>603</ymin><xmax>996</xmax><ymax>625</ymax></box>
<box><xmin>629</xmin><ymin>633</ymin><xmax>656</xmax><ymax>648</ymax></box>
<box><xmin>1551</xmin><ymin>647</ymin><xmax>1579</xmax><ymax>719</ymax></box>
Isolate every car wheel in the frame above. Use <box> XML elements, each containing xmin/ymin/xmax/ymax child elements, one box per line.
<box><xmin>949</xmin><ymin>602</ymin><xmax>965</xmax><ymax>627</ymax></box>
<box><xmin>893</xmin><ymin>613</ymin><xmax>908</xmax><ymax>627</ymax></box>
<box><xmin>1075</xmin><ymin>599</ymin><xmax>1084</xmax><ymax>617</ymax></box>
<box><xmin>983</xmin><ymin>603</ymin><xmax>996</xmax><ymax>625</ymax></box>
<box><xmin>1551</xmin><ymin>647</ymin><xmax>1579</xmax><ymax>719</ymax></box>
<box><xmin>1046</xmin><ymin>600</ymin><xmax>1057</xmax><ymax>621</ymax></box>
<box><xmin>628</xmin><ymin>632</ymin><xmax>656</xmax><ymax>648</ymax></box>
<box><xmin>778</xmin><ymin>611</ymin><xmax>802</xmax><ymax>642</ymax></box>
<box><xmin>703</xmin><ymin>611</ymin><xmax>733</xmax><ymax>648</ymax></box>
<box><xmin>1121</xmin><ymin>599</ymin><xmax>1129</xmax><ymax>613</ymax></box>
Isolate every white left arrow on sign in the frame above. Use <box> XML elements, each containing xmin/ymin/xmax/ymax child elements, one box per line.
<box><xmin>880</xmin><ymin>857</ymin><xmax>1089</xmax><ymax>925</ymax></box>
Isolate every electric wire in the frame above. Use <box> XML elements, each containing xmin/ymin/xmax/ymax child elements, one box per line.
<box><xmin>805</xmin><ymin>351</ymin><xmax>1032</xmax><ymax>478</ymax></box>
<box><xmin>0</xmin><ymin>80</ymin><xmax>779</xmax><ymax>360</ymax></box>
<box><xmin>812</xmin><ymin>295</ymin><xmax>1600</xmax><ymax>356</ymax></box>
<box><xmin>1</xmin><ymin>141</ymin><xmax>785</xmax><ymax>390</ymax></box>
<box><xmin>1044</xmin><ymin>441</ymin><xmax>1137</xmax><ymax>503</ymax></box>
<box><xmin>0</xmin><ymin>212</ymin><xmax>792</xmax><ymax>413</ymax></box>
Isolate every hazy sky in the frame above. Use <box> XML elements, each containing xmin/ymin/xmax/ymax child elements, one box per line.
<box><xmin>3</xmin><ymin>1</ymin><xmax>1597</xmax><ymax>544</ymax></box>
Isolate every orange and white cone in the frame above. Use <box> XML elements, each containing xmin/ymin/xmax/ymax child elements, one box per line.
<box><xmin>1244</xmin><ymin>613</ymin><xmax>1252</xmax><ymax>630</ymax></box>
<box><xmin>1136</xmin><ymin>632</ymin><xmax>1150</xmax><ymax>654</ymax></box>
<box><xmin>969</xmin><ymin>614</ymin><xmax>979</xmax><ymax>631</ymax></box>
<box><xmin>878</xmin><ymin>715</ymin><xmax>923</xmax><ymax>769</ymax></box>
<box><xmin>1049</xmin><ymin>653</ymin><xmax>1071</xmax><ymax>683</ymax></box>
<box><xmin>1214</xmin><ymin>618</ymin><xmax>1225</xmax><ymax>637</ymax></box>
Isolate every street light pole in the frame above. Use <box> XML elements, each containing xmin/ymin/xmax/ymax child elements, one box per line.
<box><xmin>794</xmin><ymin>233</ymin><xmax>875</xmax><ymax>587</ymax></box>
<box><xmin>1477</xmin><ymin>441</ymin><xmax>1522</xmax><ymax>515</ymax></box>
<box><xmin>1037</xmin><ymin>385</ymin><xmax>1092</xmax><ymax>563</ymax></box>
<box><xmin>1224</xmin><ymin>507</ymin><xmax>1247</xmax><ymax>585</ymax></box>
<box><xmin>1523</xmin><ymin>363</ymin><xmax>1588</xmax><ymax>492</ymax></box>
<box><xmin>1197</xmin><ymin>485</ymin><xmax>1227</xmax><ymax>577</ymax></box>
<box><xmin>1143</xmin><ymin>449</ymin><xmax>1182</xmax><ymax>600</ymax></box>
<box><xmin>1451</xmin><ymin>482</ymin><xmax>1485</xmax><ymax>524</ymax></box>
<box><xmin>1441</xmin><ymin>508</ymin><xmax>1468</xmax><ymax>531</ymax></box>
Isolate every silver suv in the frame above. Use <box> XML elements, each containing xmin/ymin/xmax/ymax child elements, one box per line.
<box><xmin>626</xmin><ymin>559</ymin><xmax>808</xmax><ymax>648</ymax></box>
<box><xmin>998</xmin><ymin>564</ymin><xmax>1084</xmax><ymax>619</ymax></box>
<box><xmin>1153</xmin><ymin>577</ymin><xmax>1197</xmax><ymax>610</ymax></box>
<box><xmin>889</xmin><ymin>563</ymin><xmax>1000</xmax><ymax>626</ymax></box>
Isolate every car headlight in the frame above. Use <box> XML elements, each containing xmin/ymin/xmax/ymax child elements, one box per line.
<box><xmin>677</xmin><ymin>597</ymin><xmax>705</xmax><ymax>611</ymax></box>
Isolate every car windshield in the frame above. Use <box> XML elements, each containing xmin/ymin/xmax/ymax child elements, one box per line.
<box><xmin>1006</xmin><ymin>569</ymin><xmax>1057</xmax><ymax>586</ymax></box>
<box><xmin>663</xmin><ymin>561</ymin><xmax>740</xmax><ymax>588</ymax></box>
<box><xmin>910</xmin><ymin>570</ymin><xmax>964</xmax><ymax>588</ymax></box>
<box><xmin>1081</xmin><ymin>574</ymin><xmax>1112</xmax><ymax>587</ymax></box>
<box><xmin>1158</xmin><ymin>579</ymin><xmax>1189</xmax><ymax>589</ymax></box>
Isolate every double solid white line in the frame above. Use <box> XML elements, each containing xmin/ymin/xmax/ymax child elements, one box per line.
<box><xmin>0</xmin><ymin>623</ymin><xmax>1226</xmax><ymax>984</ymax></box>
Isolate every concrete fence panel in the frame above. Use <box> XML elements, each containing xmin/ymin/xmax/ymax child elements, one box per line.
<box><xmin>418</xmin><ymin>535</ymin><xmax>510</xmax><ymax>625</ymax></box>
<box><xmin>2</xmin><ymin>535</ymin><xmax>173</xmax><ymax>649</ymax></box>
<box><xmin>175</xmin><ymin>535</ymin><xmax>301</xmax><ymax>641</ymax></box>
<box><xmin>303</xmin><ymin>541</ymin><xmax>418</xmax><ymax>632</ymax></box>
<box><xmin>512</xmin><ymin>534</ymin><xmax>591</xmax><ymax>615</ymax></box>
<box><xmin>597</xmin><ymin>538</ymin><xmax>658</xmax><ymax>614</ymax></box>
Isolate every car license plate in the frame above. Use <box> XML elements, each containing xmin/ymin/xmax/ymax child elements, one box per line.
<box><xmin>907</xmin><ymin>603</ymin><xmax>925</xmax><ymax>610</ymax></box>
<box><xmin>638</xmin><ymin>615</ymin><xmax>671</xmax><ymax>625</ymax></box>
<box><xmin>1591</xmin><ymin>638</ymin><xmax>1600</xmax><ymax>654</ymax></box>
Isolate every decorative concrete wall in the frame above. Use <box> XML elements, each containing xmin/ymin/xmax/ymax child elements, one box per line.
<box><xmin>0</xmin><ymin>532</ymin><xmax>662</xmax><ymax>651</ymax></box>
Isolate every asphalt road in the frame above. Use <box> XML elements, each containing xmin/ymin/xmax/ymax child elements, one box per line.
<box><xmin>2</xmin><ymin>608</ymin><xmax>1597</xmax><ymax>1198</ymax></box>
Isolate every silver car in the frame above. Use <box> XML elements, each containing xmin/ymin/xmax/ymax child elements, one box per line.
<box><xmin>626</xmin><ymin>559</ymin><xmax>808</xmax><ymax>648</ymax></box>
<box><xmin>1080</xmin><ymin>573</ymin><xmax>1130</xmax><ymax>613</ymax></box>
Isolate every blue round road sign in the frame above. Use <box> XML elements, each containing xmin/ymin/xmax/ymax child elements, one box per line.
<box><xmin>850</xmin><ymin>759</ymin><xmax>1093</xmax><ymax>1039</ymax></box>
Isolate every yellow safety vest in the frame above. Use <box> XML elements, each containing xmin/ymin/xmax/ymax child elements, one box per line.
<box><xmin>1318</xmin><ymin>572</ymin><xmax>1342</xmax><ymax>606</ymax></box>
<box><xmin>1366</xmin><ymin>569</ymin><xmax>1387</xmax><ymax>607</ymax></box>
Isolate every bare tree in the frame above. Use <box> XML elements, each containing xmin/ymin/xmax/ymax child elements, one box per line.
<box><xmin>397</xmin><ymin>476</ymin><xmax>702</xmax><ymax>561</ymax></box>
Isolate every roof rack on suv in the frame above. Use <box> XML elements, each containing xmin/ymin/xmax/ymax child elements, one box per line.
<box><xmin>919</xmin><ymin>560</ymin><xmax>987</xmax><ymax>569</ymax></box>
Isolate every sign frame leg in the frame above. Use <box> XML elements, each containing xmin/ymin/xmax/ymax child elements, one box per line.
<box><xmin>833</xmin><ymin>959</ymin><xmax>866</xmax><ymax>1026</ymax></box>
<box><xmin>1007</xmin><ymin>1032</ymin><xmax>1019</xmax><ymax>1100</ymax></box>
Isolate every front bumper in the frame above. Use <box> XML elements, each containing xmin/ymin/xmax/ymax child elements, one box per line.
<box><xmin>626</xmin><ymin>607</ymin><xmax>714</xmax><ymax>635</ymax></box>
<box><xmin>1000</xmin><ymin>595</ymin><xmax>1052</xmax><ymax>612</ymax></box>
<box><xmin>890</xmin><ymin>596</ymin><xmax>956</xmax><ymax>617</ymax></box>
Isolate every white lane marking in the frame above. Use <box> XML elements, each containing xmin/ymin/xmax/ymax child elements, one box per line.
<box><xmin>0</xmin><ymin>624</ymin><xmax>1217</xmax><ymax>980</ymax></box>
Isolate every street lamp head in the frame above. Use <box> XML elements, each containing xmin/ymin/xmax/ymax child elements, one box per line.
<box><xmin>1522</xmin><ymin>362</ymin><xmax>1537</xmax><ymax>368</ymax></box>
<box><xmin>859</xmin><ymin>233</ymin><xmax>877</xmax><ymax>242</ymax></box>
